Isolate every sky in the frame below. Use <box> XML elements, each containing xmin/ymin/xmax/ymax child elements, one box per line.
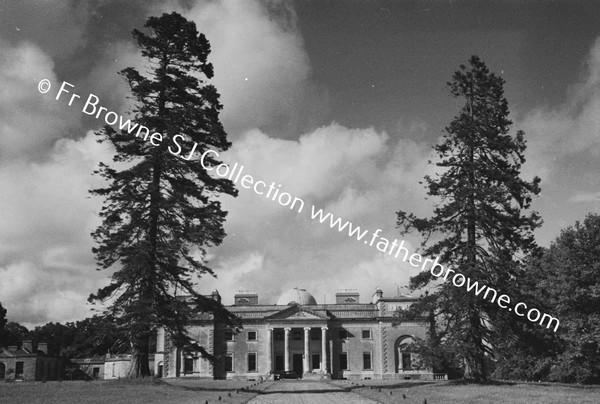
<box><xmin>1</xmin><ymin>0</ymin><xmax>600</xmax><ymax>327</ymax></box>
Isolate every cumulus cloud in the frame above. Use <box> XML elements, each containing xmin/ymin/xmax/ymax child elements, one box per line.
<box><xmin>516</xmin><ymin>38</ymin><xmax>600</xmax><ymax>244</ymax></box>
<box><xmin>200</xmin><ymin>122</ymin><xmax>434</xmax><ymax>305</ymax></box>
<box><xmin>0</xmin><ymin>131</ymin><xmax>114</xmax><ymax>326</ymax></box>
<box><xmin>519</xmin><ymin>38</ymin><xmax>600</xmax><ymax>181</ymax></box>
<box><xmin>176</xmin><ymin>0</ymin><xmax>322</xmax><ymax>136</ymax></box>
<box><xmin>0</xmin><ymin>41</ymin><xmax>80</xmax><ymax>160</ymax></box>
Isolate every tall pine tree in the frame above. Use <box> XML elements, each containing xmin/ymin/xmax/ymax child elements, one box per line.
<box><xmin>90</xmin><ymin>13</ymin><xmax>237</xmax><ymax>377</ymax></box>
<box><xmin>397</xmin><ymin>56</ymin><xmax>541</xmax><ymax>381</ymax></box>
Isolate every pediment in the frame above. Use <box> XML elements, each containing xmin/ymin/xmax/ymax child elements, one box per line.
<box><xmin>266</xmin><ymin>305</ymin><xmax>329</xmax><ymax>321</ymax></box>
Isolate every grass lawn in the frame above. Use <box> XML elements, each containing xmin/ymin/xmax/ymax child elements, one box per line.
<box><xmin>331</xmin><ymin>379</ymin><xmax>600</xmax><ymax>404</ymax></box>
<box><xmin>1</xmin><ymin>378</ymin><xmax>599</xmax><ymax>403</ymax></box>
<box><xmin>0</xmin><ymin>378</ymin><xmax>264</xmax><ymax>404</ymax></box>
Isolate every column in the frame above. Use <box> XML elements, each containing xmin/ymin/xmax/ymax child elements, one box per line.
<box><xmin>266</xmin><ymin>328</ymin><xmax>273</xmax><ymax>375</ymax></box>
<box><xmin>303</xmin><ymin>327</ymin><xmax>310</xmax><ymax>374</ymax></box>
<box><xmin>321</xmin><ymin>327</ymin><xmax>328</xmax><ymax>372</ymax></box>
<box><xmin>284</xmin><ymin>327</ymin><xmax>291</xmax><ymax>371</ymax></box>
<box><xmin>329</xmin><ymin>340</ymin><xmax>333</xmax><ymax>375</ymax></box>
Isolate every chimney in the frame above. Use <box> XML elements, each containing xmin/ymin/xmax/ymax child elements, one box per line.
<box><xmin>234</xmin><ymin>290</ymin><xmax>258</xmax><ymax>306</ymax></box>
<box><xmin>210</xmin><ymin>290</ymin><xmax>221</xmax><ymax>304</ymax></box>
<box><xmin>371</xmin><ymin>286</ymin><xmax>383</xmax><ymax>304</ymax></box>
<box><xmin>22</xmin><ymin>340</ymin><xmax>33</xmax><ymax>352</ymax></box>
<box><xmin>335</xmin><ymin>289</ymin><xmax>360</xmax><ymax>304</ymax></box>
<box><xmin>37</xmin><ymin>342</ymin><xmax>48</xmax><ymax>354</ymax></box>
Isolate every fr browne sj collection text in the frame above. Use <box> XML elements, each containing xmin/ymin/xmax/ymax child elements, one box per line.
<box><xmin>39</xmin><ymin>80</ymin><xmax>203</xmax><ymax>161</ymax></box>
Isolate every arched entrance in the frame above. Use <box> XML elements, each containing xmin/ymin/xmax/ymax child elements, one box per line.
<box><xmin>394</xmin><ymin>335</ymin><xmax>416</xmax><ymax>373</ymax></box>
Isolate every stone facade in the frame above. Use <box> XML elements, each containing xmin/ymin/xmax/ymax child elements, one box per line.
<box><xmin>0</xmin><ymin>340</ymin><xmax>63</xmax><ymax>381</ymax></box>
<box><xmin>73</xmin><ymin>354</ymin><xmax>139</xmax><ymax>380</ymax></box>
<box><xmin>156</xmin><ymin>287</ymin><xmax>438</xmax><ymax>380</ymax></box>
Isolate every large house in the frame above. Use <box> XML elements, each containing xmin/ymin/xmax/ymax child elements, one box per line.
<box><xmin>0</xmin><ymin>340</ymin><xmax>63</xmax><ymax>381</ymax></box>
<box><xmin>155</xmin><ymin>287</ymin><xmax>443</xmax><ymax>380</ymax></box>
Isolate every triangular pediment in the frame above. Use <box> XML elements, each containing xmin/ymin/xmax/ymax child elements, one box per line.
<box><xmin>266</xmin><ymin>304</ymin><xmax>329</xmax><ymax>321</ymax></box>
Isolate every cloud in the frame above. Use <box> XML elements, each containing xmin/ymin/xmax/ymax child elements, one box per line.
<box><xmin>0</xmin><ymin>131</ymin><xmax>115</xmax><ymax>326</ymax></box>
<box><xmin>177</xmin><ymin>0</ymin><xmax>322</xmax><ymax>136</ymax></box>
<box><xmin>515</xmin><ymin>38</ymin><xmax>600</xmax><ymax>244</ymax></box>
<box><xmin>201</xmin><ymin>122</ymin><xmax>435</xmax><ymax>305</ymax></box>
<box><xmin>519</xmin><ymin>38</ymin><xmax>600</xmax><ymax>182</ymax></box>
<box><xmin>0</xmin><ymin>41</ymin><xmax>80</xmax><ymax>160</ymax></box>
<box><xmin>0</xmin><ymin>1</ymin><xmax>91</xmax><ymax>60</ymax></box>
<box><xmin>570</xmin><ymin>191</ymin><xmax>600</xmax><ymax>203</ymax></box>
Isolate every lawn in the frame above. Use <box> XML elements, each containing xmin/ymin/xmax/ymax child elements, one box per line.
<box><xmin>330</xmin><ymin>379</ymin><xmax>600</xmax><ymax>404</ymax></box>
<box><xmin>0</xmin><ymin>378</ymin><xmax>263</xmax><ymax>404</ymax></box>
<box><xmin>1</xmin><ymin>378</ymin><xmax>599</xmax><ymax>404</ymax></box>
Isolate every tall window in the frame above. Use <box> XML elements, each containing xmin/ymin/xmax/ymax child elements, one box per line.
<box><xmin>339</xmin><ymin>352</ymin><xmax>348</xmax><ymax>370</ymax></box>
<box><xmin>363</xmin><ymin>351</ymin><xmax>372</xmax><ymax>370</ymax></box>
<box><xmin>224</xmin><ymin>353</ymin><xmax>234</xmax><ymax>372</ymax></box>
<box><xmin>247</xmin><ymin>331</ymin><xmax>257</xmax><ymax>341</ymax></box>
<box><xmin>248</xmin><ymin>353</ymin><xmax>257</xmax><ymax>372</ymax></box>
<box><xmin>402</xmin><ymin>352</ymin><xmax>412</xmax><ymax>370</ymax></box>
<box><xmin>15</xmin><ymin>362</ymin><xmax>24</xmax><ymax>379</ymax></box>
<box><xmin>184</xmin><ymin>355</ymin><xmax>194</xmax><ymax>373</ymax></box>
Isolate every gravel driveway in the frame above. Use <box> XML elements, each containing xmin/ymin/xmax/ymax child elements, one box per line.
<box><xmin>247</xmin><ymin>380</ymin><xmax>379</xmax><ymax>404</ymax></box>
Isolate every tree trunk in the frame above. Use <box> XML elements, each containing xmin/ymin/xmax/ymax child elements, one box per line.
<box><xmin>127</xmin><ymin>333</ymin><xmax>152</xmax><ymax>378</ymax></box>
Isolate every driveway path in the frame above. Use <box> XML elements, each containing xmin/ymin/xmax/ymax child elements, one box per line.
<box><xmin>247</xmin><ymin>380</ymin><xmax>379</xmax><ymax>404</ymax></box>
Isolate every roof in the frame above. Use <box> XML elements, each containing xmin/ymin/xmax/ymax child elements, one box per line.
<box><xmin>276</xmin><ymin>287</ymin><xmax>317</xmax><ymax>305</ymax></box>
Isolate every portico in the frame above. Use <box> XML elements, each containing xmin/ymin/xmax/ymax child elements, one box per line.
<box><xmin>265</xmin><ymin>305</ymin><xmax>330</xmax><ymax>376</ymax></box>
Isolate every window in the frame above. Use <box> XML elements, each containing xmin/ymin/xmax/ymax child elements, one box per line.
<box><xmin>274</xmin><ymin>332</ymin><xmax>283</xmax><ymax>341</ymax></box>
<box><xmin>402</xmin><ymin>352</ymin><xmax>412</xmax><ymax>370</ymax></box>
<box><xmin>0</xmin><ymin>362</ymin><xmax>5</xmax><ymax>379</ymax></box>
<box><xmin>338</xmin><ymin>329</ymin><xmax>348</xmax><ymax>339</ymax></box>
<box><xmin>112</xmin><ymin>363</ymin><xmax>115</xmax><ymax>377</ymax></box>
<box><xmin>361</xmin><ymin>329</ymin><xmax>372</xmax><ymax>339</ymax></box>
<box><xmin>363</xmin><ymin>351</ymin><xmax>372</xmax><ymax>370</ymax></box>
<box><xmin>225</xmin><ymin>330</ymin><xmax>234</xmax><ymax>341</ymax></box>
<box><xmin>293</xmin><ymin>330</ymin><xmax>301</xmax><ymax>340</ymax></box>
<box><xmin>184</xmin><ymin>355</ymin><xmax>194</xmax><ymax>373</ymax></box>
<box><xmin>339</xmin><ymin>352</ymin><xmax>348</xmax><ymax>370</ymax></box>
<box><xmin>15</xmin><ymin>361</ymin><xmax>24</xmax><ymax>379</ymax></box>
<box><xmin>310</xmin><ymin>330</ymin><xmax>320</xmax><ymax>340</ymax></box>
<box><xmin>224</xmin><ymin>353</ymin><xmax>233</xmax><ymax>372</ymax></box>
<box><xmin>247</xmin><ymin>353</ymin><xmax>257</xmax><ymax>372</ymax></box>
<box><xmin>247</xmin><ymin>331</ymin><xmax>257</xmax><ymax>341</ymax></box>
<box><xmin>92</xmin><ymin>367</ymin><xmax>100</xmax><ymax>379</ymax></box>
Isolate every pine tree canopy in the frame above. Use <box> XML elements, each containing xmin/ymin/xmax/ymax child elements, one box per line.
<box><xmin>89</xmin><ymin>12</ymin><xmax>238</xmax><ymax>377</ymax></box>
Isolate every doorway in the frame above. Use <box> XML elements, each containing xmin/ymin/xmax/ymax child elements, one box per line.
<box><xmin>292</xmin><ymin>354</ymin><xmax>303</xmax><ymax>375</ymax></box>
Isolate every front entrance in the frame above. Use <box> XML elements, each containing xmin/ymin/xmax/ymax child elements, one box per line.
<box><xmin>275</xmin><ymin>355</ymin><xmax>284</xmax><ymax>371</ymax></box>
<box><xmin>292</xmin><ymin>354</ymin><xmax>303</xmax><ymax>375</ymax></box>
